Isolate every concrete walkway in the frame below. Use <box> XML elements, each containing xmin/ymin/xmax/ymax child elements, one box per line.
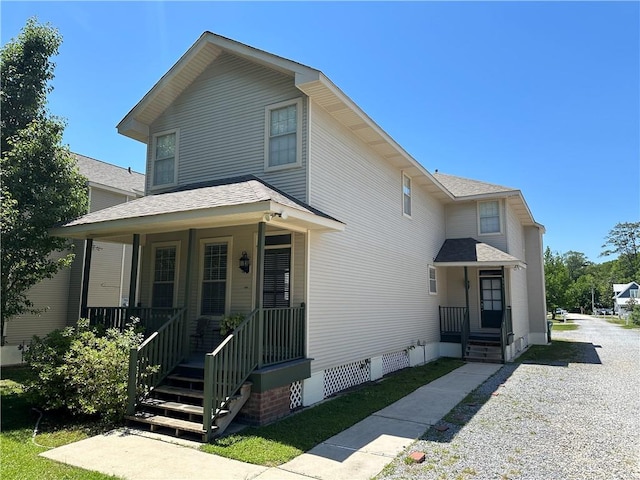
<box><xmin>40</xmin><ymin>362</ymin><xmax>501</xmax><ymax>480</ymax></box>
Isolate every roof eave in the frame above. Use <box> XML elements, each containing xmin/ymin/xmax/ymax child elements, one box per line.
<box><xmin>433</xmin><ymin>260</ymin><xmax>527</xmax><ymax>269</ymax></box>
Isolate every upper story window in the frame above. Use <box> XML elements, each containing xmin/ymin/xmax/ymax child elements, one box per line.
<box><xmin>402</xmin><ymin>173</ymin><xmax>412</xmax><ymax>217</ymax></box>
<box><xmin>479</xmin><ymin>200</ymin><xmax>501</xmax><ymax>234</ymax></box>
<box><xmin>428</xmin><ymin>265</ymin><xmax>437</xmax><ymax>295</ymax></box>
<box><xmin>265</xmin><ymin>99</ymin><xmax>302</xmax><ymax>171</ymax></box>
<box><xmin>152</xmin><ymin>130</ymin><xmax>178</xmax><ymax>187</ymax></box>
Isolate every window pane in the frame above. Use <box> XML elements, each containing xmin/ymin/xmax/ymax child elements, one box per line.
<box><xmin>154</xmin><ymin>247</ymin><xmax>176</xmax><ymax>282</ymax></box>
<box><xmin>403</xmin><ymin>175</ymin><xmax>411</xmax><ymax>216</ymax></box>
<box><xmin>203</xmin><ymin>243</ymin><xmax>227</xmax><ymax>281</ymax></box>
<box><xmin>155</xmin><ymin>133</ymin><xmax>175</xmax><ymax>159</ymax></box>
<box><xmin>154</xmin><ymin>157</ymin><xmax>174</xmax><ymax>185</ymax></box>
<box><xmin>263</xmin><ymin>248</ymin><xmax>290</xmax><ymax>308</ymax></box>
<box><xmin>269</xmin><ymin>104</ymin><xmax>297</xmax><ymax>167</ymax></box>
<box><xmin>152</xmin><ymin>283</ymin><xmax>174</xmax><ymax>308</ymax></box>
<box><xmin>201</xmin><ymin>282</ymin><xmax>226</xmax><ymax>316</ymax></box>
<box><xmin>480</xmin><ymin>201</ymin><xmax>500</xmax><ymax>233</ymax></box>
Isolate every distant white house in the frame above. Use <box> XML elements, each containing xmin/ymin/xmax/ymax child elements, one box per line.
<box><xmin>1</xmin><ymin>154</ymin><xmax>144</xmax><ymax>365</ymax></box>
<box><xmin>613</xmin><ymin>281</ymin><xmax>639</xmax><ymax>317</ymax></box>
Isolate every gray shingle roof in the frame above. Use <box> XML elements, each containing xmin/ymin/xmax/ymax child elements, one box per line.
<box><xmin>433</xmin><ymin>172</ymin><xmax>515</xmax><ymax>198</ymax></box>
<box><xmin>434</xmin><ymin>238</ymin><xmax>523</xmax><ymax>265</ymax></box>
<box><xmin>74</xmin><ymin>153</ymin><xmax>145</xmax><ymax>195</ymax></box>
<box><xmin>60</xmin><ymin>175</ymin><xmax>337</xmax><ymax>227</ymax></box>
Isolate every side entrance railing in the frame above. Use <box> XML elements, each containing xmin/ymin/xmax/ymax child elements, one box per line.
<box><xmin>500</xmin><ymin>306</ymin><xmax>513</xmax><ymax>362</ymax></box>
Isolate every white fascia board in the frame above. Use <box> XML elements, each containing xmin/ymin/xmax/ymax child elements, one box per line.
<box><xmin>269</xmin><ymin>202</ymin><xmax>345</xmax><ymax>233</ymax></box>
<box><xmin>117</xmin><ymin>117</ymin><xmax>149</xmax><ymax>143</ymax></box>
<box><xmin>297</xmin><ymin>72</ymin><xmax>453</xmax><ymax>201</ymax></box>
<box><xmin>86</xmin><ymin>182</ymin><xmax>141</xmax><ymax>198</ymax></box>
<box><xmin>433</xmin><ymin>260</ymin><xmax>527</xmax><ymax>269</ymax></box>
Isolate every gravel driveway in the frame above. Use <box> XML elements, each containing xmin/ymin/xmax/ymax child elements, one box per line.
<box><xmin>376</xmin><ymin>315</ymin><xmax>640</xmax><ymax>480</ymax></box>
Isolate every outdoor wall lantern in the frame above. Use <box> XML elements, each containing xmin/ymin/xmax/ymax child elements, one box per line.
<box><xmin>239</xmin><ymin>251</ymin><xmax>250</xmax><ymax>274</ymax></box>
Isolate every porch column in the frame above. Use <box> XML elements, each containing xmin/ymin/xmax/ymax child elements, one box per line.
<box><xmin>464</xmin><ymin>266</ymin><xmax>470</xmax><ymax>314</ymax></box>
<box><xmin>128</xmin><ymin>234</ymin><xmax>140</xmax><ymax>307</ymax></box>
<box><xmin>183</xmin><ymin>229</ymin><xmax>196</xmax><ymax>353</ymax></box>
<box><xmin>80</xmin><ymin>238</ymin><xmax>93</xmax><ymax>318</ymax></box>
<box><xmin>255</xmin><ymin>221</ymin><xmax>266</xmax><ymax>367</ymax></box>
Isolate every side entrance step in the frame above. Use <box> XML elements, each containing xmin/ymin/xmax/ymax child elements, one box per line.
<box><xmin>126</xmin><ymin>363</ymin><xmax>252</xmax><ymax>442</ymax></box>
<box><xmin>464</xmin><ymin>340</ymin><xmax>503</xmax><ymax>364</ymax></box>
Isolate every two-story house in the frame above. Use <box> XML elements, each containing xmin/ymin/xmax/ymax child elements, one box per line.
<box><xmin>2</xmin><ymin>154</ymin><xmax>144</xmax><ymax>366</ymax></box>
<box><xmin>52</xmin><ymin>32</ymin><xmax>546</xmax><ymax>441</ymax></box>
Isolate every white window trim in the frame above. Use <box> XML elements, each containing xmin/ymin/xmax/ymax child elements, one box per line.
<box><xmin>428</xmin><ymin>265</ymin><xmax>438</xmax><ymax>295</ymax></box>
<box><xmin>197</xmin><ymin>236</ymin><xmax>233</xmax><ymax>317</ymax></box>
<box><xmin>264</xmin><ymin>98</ymin><xmax>303</xmax><ymax>172</ymax></box>
<box><xmin>149</xmin><ymin>128</ymin><xmax>179</xmax><ymax>190</ymax></box>
<box><xmin>150</xmin><ymin>241</ymin><xmax>180</xmax><ymax>308</ymax></box>
<box><xmin>477</xmin><ymin>200</ymin><xmax>503</xmax><ymax>235</ymax></box>
<box><xmin>402</xmin><ymin>172</ymin><xmax>412</xmax><ymax>218</ymax></box>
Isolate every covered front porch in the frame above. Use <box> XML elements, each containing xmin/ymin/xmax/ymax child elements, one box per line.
<box><xmin>434</xmin><ymin>238</ymin><xmax>524</xmax><ymax>363</ymax></box>
<box><xmin>51</xmin><ymin>176</ymin><xmax>344</xmax><ymax>440</ymax></box>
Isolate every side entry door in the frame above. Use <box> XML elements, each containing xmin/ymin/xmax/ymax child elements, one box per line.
<box><xmin>480</xmin><ymin>270</ymin><xmax>503</xmax><ymax>329</ymax></box>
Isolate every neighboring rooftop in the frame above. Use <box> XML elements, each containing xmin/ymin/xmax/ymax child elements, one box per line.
<box><xmin>433</xmin><ymin>172</ymin><xmax>515</xmax><ymax>198</ymax></box>
<box><xmin>74</xmin><ymin>153</ymin><xmax>145</xmax><ymax>196</ymax></box>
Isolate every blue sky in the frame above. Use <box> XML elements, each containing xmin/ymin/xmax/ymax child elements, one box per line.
<box><xmin>2</xmin><ymin>1</ymin><xmax>638</xmax><ymax>263</ymax></box>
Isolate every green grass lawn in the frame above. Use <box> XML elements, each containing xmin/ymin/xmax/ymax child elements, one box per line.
<box><xmin>550</xmin><ymin>320</ymin><xmax>579</xmax><ymax>331</ymax></box>
<box><xmin>514</xmin><ymin>339</ymin><xmax>579</xmax><ymax>364</ymax></box>
<box><xmin>1</xmin><ymin>366</ymin><xmax>119</xmax><ymax>480</ymax></box>
<box><xmin>605</xmin><ymin>316</ymin><xmax>640</xmax><ymax>329</ymax></box>
<box><xmin>201</xmin><ymin>357</ymin><xmax>464</xmax><ymax>466</ymax></box>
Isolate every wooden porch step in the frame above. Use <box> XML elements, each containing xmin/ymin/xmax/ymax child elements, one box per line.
<box><xmin>166</xmin><ymin>374</ymin><xmax>205</xmax><ymax>386</ymax></box>
<box><xmin>126</xmin><ymin>412</ymin><xmax>215</xmax><ymax>436</ymax></box>
<box><xmin>154</xmin><ymin>385</ymin><xmax>204</xmax><ymax>400</ymax></box>
<box><xmin>141</xmin><ymin>398</ymin><xmax>204</xmax><ymax>416</ymax></box>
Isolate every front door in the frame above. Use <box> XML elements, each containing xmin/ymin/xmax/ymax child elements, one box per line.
<box><xmin>480</xmin><ymin>270</ymin><xmax>503</xmax><ymax>328</ymax></box>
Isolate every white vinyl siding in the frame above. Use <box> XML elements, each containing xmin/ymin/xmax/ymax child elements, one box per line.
<box><xmin>149</xmin><ymin>52</ymin><xmax>308</xmax><ymax>200</ymax></box>
<box><xmin>307</xmin><ymin>104</ymin><xmax>445</xmax><ymax>372</ymax></box>
<box><xmin>444</xmin><ymin>201</ymin><xmax>508</xmax><ymax>252</ymax></box>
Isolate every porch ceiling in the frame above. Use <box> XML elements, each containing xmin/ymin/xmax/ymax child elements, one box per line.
<box><xmin>50</xmin><ymin>176</ymin><xmax>344</xmax><ymax>241</ymax></box>
<box><xmin>433</xmin><ymin>238</ymin><xmax>526</xmax><ymax>268</ymax></box>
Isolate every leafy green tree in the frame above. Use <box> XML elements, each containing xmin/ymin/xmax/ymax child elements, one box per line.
<box><xmin>1</xmin><ymin>19</ymin><xmax>88</xmax><ymax>341</ymax></box>
<box><xmin>563</xmin><ymin>251</ymin><xmax>591</xmax><ymax>282</ymax></box>
<box><xmin>544</xmin><ymin>247</ymin><xmax>571</xmax><ymax>317</ymax></box>
<box><xmin>601</xmin><ymin>221</ymin><xmax>640</xmax><ymax>281</ymax></box>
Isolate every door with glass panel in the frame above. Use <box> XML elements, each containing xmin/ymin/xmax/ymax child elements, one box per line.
<box><xmin>479</xmin><ymin>270</ymin><xmax>503</xmax><ymax>328</ymax></box>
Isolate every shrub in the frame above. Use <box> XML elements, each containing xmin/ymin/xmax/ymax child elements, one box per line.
<box><xmin>24</xmin><ymin>318</ymin><xmax>145</xmax><ymax>422</ymax></box>
<box><xmin>220</xmin><ymin>313</ymin><xmax>245</xmax><ymax>336</ymax></box>
<box><xmin>629</xmin><ymin>305</ymin><xmax>640</xmax><ymax>326</ymax></box>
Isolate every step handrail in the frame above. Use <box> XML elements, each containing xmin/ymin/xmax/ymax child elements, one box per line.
<box><xmin>202</xmin><ymin>308</ymin><xmax>260</xmax><ymax>441</ymax></box>
<box><xmin>127</xmin><ymin>307</ymin><xmax>188</xmax><ymax>415</ymax></box>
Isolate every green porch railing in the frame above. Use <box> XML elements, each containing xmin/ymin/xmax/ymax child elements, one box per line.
<box><xmin>85</xmin><ymin>306</ymin><xmax>183</xmax><ymax>336</ymax></box>
<box><xmin>126</xmin><ymin>307</ymin><xmax>188</xmax><ymax>415</ymax></box>
<box><xmin>203</xmin><ymin>308</ymin><xmax>259</xmax><ymax>441</ymax></box>
<box><xmin>262</xmin><ymin>303</ymin><xmax>305</xmax><ymax>366</ymax></box>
